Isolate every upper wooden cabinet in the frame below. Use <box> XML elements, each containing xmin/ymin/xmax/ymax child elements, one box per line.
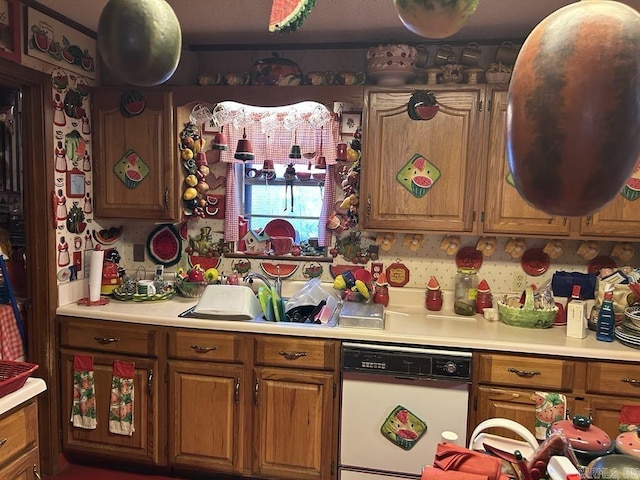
<box><xmin>92</xmin><ymin>88</ymin><xmax>180</xmax><ymax>221</ymax></box>
<box><xmin>480</xmin><ymin>87</ymin><xmax>572</xmax><ymax>236</ymax></box>
<box><xmin>578</xmin><ymin>196</ymin><xmax>640</xmax><ymax>238</ymax></box>
<box><xmin>361</xmin><ymin>86</ymin><xmax>482</xmax><ymax>233</ymax></box>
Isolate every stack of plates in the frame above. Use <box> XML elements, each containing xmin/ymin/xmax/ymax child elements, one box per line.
<box><xmin>366</xmin><ymin>43</ymin><xmax>417</xmax><ymax>85</ymax></box>
<box><xmin>615</xmin><ymin>325</ymin><xmax>640</xmax><ymax>349</ymax></box>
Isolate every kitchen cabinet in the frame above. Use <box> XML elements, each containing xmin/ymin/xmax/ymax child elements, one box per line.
<box><xmin>92</xmin><ymin>88</ymin><xmax>180</xmax><ymax>221</ymax></box>
<box><xmin>167</xmin><ymin>329</ymin><xmax>248</xmax><ymax>474</ymax></box>
<box><xmin>59</xmin><ymin>317</ymin><xmax>162</xmax><ymax>465</ymax></box>
<box><xmin>360</xmin><ymin>86</ymin><xmax>482</xmax><ymax>233</ymax></box>
<box><xmin>578</xmin><ymin>198</ymin><xmax>640</xmax><ymax>238</ymax></box>
<box><xmin>252</xmin><ymin>336</ymin><xmax>338</xmax><ymax>480</ymax></box>
<box><xmin>480</xmin><ymin>87</ymin><xmax>572</xmax><ymax>236</ymax></box>
<box><xmin>472</xmin><ymin>352</ymin><xmax>640</xmax><ymax>443</ymax></box>
<box><xmin>0</xmin><ymin>400</ymin><xmax>41</xmax><ymax>479</ymax></box>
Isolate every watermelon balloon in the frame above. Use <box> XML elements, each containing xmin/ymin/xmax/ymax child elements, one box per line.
<box><xmin>507</xmin><ymin>1</ymin><xmax>640</xmax><ymax>217</ymax></box>
<box><xmin>97</xmin><ymin>0</ymin><xmax>181</xmax><ymax>86</ymax></box>
<box><xmin>393</xmin><ymin>0</ymin><xmax>479</xmax><ymax>39</ymax></box>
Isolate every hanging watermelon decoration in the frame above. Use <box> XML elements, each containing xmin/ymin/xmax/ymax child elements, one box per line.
<box><xmin>269</xmin><ymin>0</ymin><xmax>317</xmax><ymax>33</ymax></box>
<box><xmin>147</xmin><ymin>224</ymin><xmax>182</xmax><ymax>266</ymax></box>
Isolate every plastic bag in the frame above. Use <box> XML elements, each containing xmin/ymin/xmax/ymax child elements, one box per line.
<box><xmin>285</xmin><ymin>278</ymin><xmax>341</xmax><ymax>311</ymax></box>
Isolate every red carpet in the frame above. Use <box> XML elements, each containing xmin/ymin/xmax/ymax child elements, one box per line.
<box><xmin>48</xmin><ymin>458</ymin><xmax>183</xmax><ymax>479</ymax></box>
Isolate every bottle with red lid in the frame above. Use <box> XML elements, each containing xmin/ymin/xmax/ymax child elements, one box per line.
<box><xmin>425</xmin><ymin>275</ymin><xmax>442</xmax><ymax>311</ymax></box>
<box><xmin>475</xmin><ymin>279</ymin><xmax>493</xmax><ymax>314</ymax></box>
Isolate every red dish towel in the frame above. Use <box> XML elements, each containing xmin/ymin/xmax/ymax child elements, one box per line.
<box><xmin>0</xmin><ymin>304</ymin><xmax>23</xmax><ymax>360</ymax></box>
<box><xmin>109</xmin><ymin>360</ymin><xmax>135</xmax><ymax>436</ymax></box>
<box><xmin>620</xmin><ymin>405</ymin><xmax>640</xmax><ymax>432</ymax></box>
<box><xmin>70</xmin><ymin>354</ymin><xmax>97</xmax><ymax>429</ymax></box>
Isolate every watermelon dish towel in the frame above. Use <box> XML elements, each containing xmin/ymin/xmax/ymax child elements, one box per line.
<box><xmin>70</xmin><ymin>354</ymin><xmax>97</xmax><ymax>429</ymax></box>
<box><xmin>109</xmin><ymin>360</ymin><xmax>135</xmax><ymax>436</ymax></box>
<box><xmin>619</xmin><ymin>405</ymin><xmax>640</xmax><ymax>432</ymax></box>
<box><xmin>534</xmin><ymin>391</ymin><xmax>567</xmax><ymax>440</ymax></box>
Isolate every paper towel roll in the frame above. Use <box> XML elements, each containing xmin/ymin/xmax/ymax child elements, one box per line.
<box><xmin>89</xmin><ymin>249</ymin><xmax>104</xmax><ymax>302</ymax></box>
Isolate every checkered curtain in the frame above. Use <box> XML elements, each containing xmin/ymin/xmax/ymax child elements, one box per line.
<box><xmin>221</xmin><ymin>109</ymin><xmax>340</xmax><ymax>244</ymax></box>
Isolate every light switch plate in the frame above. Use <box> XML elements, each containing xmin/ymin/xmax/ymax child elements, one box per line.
<box><xmin>133</xmin><ymin>244</ymin><xmax>145</xmax><ymax>262</ymax></box>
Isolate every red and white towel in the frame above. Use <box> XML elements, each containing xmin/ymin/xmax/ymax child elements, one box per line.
<box><xmin>70</xmin><ymin>354</ymin><xmax>97</xmax><ymax>429</ymax></box>
<box><xmin>109</xmin><ymin>360</ymin><xmax>135</xmax><ymax>436</ymax></box>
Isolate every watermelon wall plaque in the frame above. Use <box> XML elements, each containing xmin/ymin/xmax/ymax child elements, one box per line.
<box><xmin>147</xmin><ymin>224</ymin><xmax>181</xmax><ymax>266</ymax></box>
<box><xmin>396</xmin><ymin>154</ymin><xmax>440</xmax><ymax>198</ymax></box>
<box><xmin>114</xmin><ymin>150</ymin><xmax>149</xmax><ymax>189</ymax></box>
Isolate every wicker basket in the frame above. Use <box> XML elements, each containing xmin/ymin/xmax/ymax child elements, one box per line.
<box><xmin>0</xmin><ymin>360</ymin><xmax>38</xmax><ymax>398</ymax></box>
<box><xmin>498</xmin><ymin>287</ymin><xmax>557</xmax><ymax>329</ymax></box>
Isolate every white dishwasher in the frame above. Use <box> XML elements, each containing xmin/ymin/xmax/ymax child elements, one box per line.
<box><xmin>339</xmin><ymin>342</ymin><xmax>472</xmax><ymax>480</ymax></box>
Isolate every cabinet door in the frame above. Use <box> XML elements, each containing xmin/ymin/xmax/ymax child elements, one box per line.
<box><xmin>361</xmin><ymin>87</ymin><xmax>481</xmax><ymax>233</ymax></box>
<box><xmin>481</xmin><ymin>88</ymin><xmax>571</xmax><ymax>236</ymax></box>
<box><xmin>253</xmin><ymin>367</ymin><xmax>335</xmax><ymax>480</ymax></box>
<box><xmin>0</xmin><ymin>446</ymin><xmax>39</xmax><ymax>480</ymax></box>
<box><xmin>60</xmin><ymin>351</ymin><xmax>160</xmax><ymax>464</ymax></box>
<box><xmin>586</xmin><ymin>396</ymin><xmax>640</xmax><ymax>441</ymax></box>
<box><xmin>475</xmin><ymin>386</ymin><xmax>577</xmax><ymax>441</ymax></box>
<box><xmin>93</xmin><ymin>88</ymin><xmax>179</xmax><ymax>220</ymax></box>
<box><xmin>168</xmin><ymin>360</ymin><xmax>245</xmax><ymax>473</ymax></box>
<box><xmin>579</xmin><ymin>192</ymin><xmax>640</xmax><ymax>237</ymax></box>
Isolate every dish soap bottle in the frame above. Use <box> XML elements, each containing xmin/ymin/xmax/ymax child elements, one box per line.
<box><xmin>596</xmin><ymin>288</ymin><xmax>615</xmax><ymax>342</ymax></box>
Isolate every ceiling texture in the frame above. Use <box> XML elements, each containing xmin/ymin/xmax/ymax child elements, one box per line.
<box><xmin>32</xmin><ymin>0</ymin><xmax>640</xmax><ymax>51</ymax></box>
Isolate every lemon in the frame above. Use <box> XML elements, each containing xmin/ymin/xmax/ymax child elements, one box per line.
<box><xmin>205</xmin><ymin>268</ymin><xmax>219</xmax><ymax>283</ymax></box>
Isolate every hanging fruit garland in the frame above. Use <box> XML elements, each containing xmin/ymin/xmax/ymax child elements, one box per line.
<box><xmin>179</xmin><ymin>123</ymin><xmax>210</xmax><ymax>218</ymax></box>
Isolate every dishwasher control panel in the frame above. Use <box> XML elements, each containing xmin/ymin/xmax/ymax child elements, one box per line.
<box><xmin>341</xmin><ymin>343</ymin><xmax>472</xmax><ymax>382</ymax></box>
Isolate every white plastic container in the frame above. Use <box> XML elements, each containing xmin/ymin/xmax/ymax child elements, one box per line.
<box><xmin>566</xmin><ymin>300</ymin><xmax>587</xmax><ymax>339</ymax></box>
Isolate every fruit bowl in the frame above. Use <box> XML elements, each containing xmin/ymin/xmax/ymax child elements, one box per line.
<box><xmin>175</xmin><ymin>278</ymin><xmax>209</xmax><ymax>298</ymax></box>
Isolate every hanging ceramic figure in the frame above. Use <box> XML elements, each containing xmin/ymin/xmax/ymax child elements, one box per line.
<box><xmin>83</xmin><ymin>193</ymin><xmax>92</xmax><ymax>214</ymax></box>
<box><xmin>84</xmin><ymin>231</ymin><xmax>94</xmax><ymax>250</ymax></box>
<box><xmin>82</xmin><ymin>151</ymin><xmax>91</xmax><ymax>172</ymax></box>
<box><xmin>284</xmin><ymin>162</ymin><xmax>296</xmax><ymax>212</ymax></box>
<box><xmin>81</xmin><ymin>114</ymin><xmax>91</xmax><ymax>135</ymax></box>
<box><xmin>56</xmin><ymin>188</ymin><xmax>68</xmax><ymax>221</ymax></box>
<box><xmin>58</xmin><ymin>236</ymin><xmax>70</xmax><ymax>267</ymax></box>
<box><xmin>55</xmin><ymin>141</ymin><xmax>67</xmax><ymax>173</ymax></box>
<box><xmin>53</xmin><ymin>93</ymin><xmax>66</xmax><ymax>127</ymax></box>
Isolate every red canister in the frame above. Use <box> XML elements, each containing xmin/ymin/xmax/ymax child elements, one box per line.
<box><xmin>475</xmin><ymin>279</ymin><xmax>493</xmax><ymax>314</ymax></box>
<box><xmin>425</xmin><ymin>276</ymin><xmax>443</xmax><ymax>311</ymax></box>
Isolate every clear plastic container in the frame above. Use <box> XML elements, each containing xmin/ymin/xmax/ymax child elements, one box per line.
<box><xmin>454</xmin><ymin>268</ymin><xmax>478</xmax><ymax>316</ymax></box>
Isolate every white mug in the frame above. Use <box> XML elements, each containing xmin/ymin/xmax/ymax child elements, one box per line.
<box><xmin>137</xmin><ymin>280</ymin><xmax>156</xmax><ymax>296</ymax></box>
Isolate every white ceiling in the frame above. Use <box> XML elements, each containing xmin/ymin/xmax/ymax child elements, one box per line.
<box><xmin>32</xmin><ymin>0</ymin><xmax>640</xmax><ymax>50</ymax></box>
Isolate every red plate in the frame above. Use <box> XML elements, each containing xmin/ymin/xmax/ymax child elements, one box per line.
<box><xmin>588</xmin><ymin>255</ymin><xmax>617</xmax><ymax>275</ymax></box>
<box><xmin>264</xmin><ymin>219</ymin><xmax>296</xmax><ymax>239</ymax></box>
<box><xmin>521</xmin><ymin>247</ymin><xmax>550</xmax><ymax>276</ymax></box>
<box><xmin>455</xmin><ymin>246</ymin><xmax>483</xmax><ymax>270</ymax></box>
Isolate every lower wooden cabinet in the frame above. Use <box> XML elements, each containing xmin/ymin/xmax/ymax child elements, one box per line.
<box><xmin>0</xmin><ymin>400</ymin><xmax>40</xmax><ymax>479</ymax></box>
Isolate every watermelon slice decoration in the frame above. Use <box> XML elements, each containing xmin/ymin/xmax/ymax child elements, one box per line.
<box><xmin>269</xmin><ymin>0</ymin><xmax>317</xmax><ymax>33</ymax></box>
<box><xmin>147</xmin><ymin>224</ymin><xmax>182</xmax><ymax>266</ymax></box>
<box><xmin>188</xmin><ymin>254</ymin><xmax>221</xmax><ymax>272</ymax></box>
<box><xmin>260</xmin><ymin>262</ymin><xmax>299</xmax><ymax>279</ymax></box>
<box><xmin>426</xmin><ymin>275</ymin><xmax>440</xmax><ymax>291</ymax></box>
<box><xmin>621</xmin><ymin>161</ymin><xmax>640</xmax><ymax>201</ymax></box>
<box><xmin>120</xmin><ymin>90</ymin><xmax>145</xmax><ymax>118</ymax></box>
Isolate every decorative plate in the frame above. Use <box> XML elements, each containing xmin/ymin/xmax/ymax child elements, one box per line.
<box><xmin>147</xmin><ymin>224</ymin><xmax>182</xmax><ymax>266</ymax></box>
<box><xmin>264</xmin><ymin>219</ymin><xmax>296</xmax><ymax>240</ymax></box>
<box><xmin>380</xmin><ymin>405</ymin><xmax>427</xmax><ymax>451</ymax></box>
<box><xmin>588</xmin><ymin>255</ymin><xmax>617</xmax><ymax>275</ymax></box>
<box><xmin>455</xmin><ymin>246</ymin><xmax>483</xmax><ymax>270</ymax></box>
<box><xmin>521</xmin><ymin>247</ymin><xmax>551</xmax><ymax>276</ymax></box>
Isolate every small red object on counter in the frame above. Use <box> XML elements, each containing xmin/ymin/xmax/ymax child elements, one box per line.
<box><xmin>426</xmin><ymin>276</ymin><xmax>443</xmax><ymax>311</ymax></box>
<box><xmin>476</xmin><ymin>279</ymin><xmax>492</xmax><ymax>314</ymax></box>
<box><xmin>373</xmin><ymin>272</ymin><xmax>390</xmax><ymax>307</ymax></box>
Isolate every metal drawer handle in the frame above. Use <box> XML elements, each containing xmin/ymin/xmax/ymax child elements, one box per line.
<box><xmin>507</xmin><ymin>367</ymin><xmax>541</xmax><ymax>378</ymax></box>
<box><xmin>0</xmin><ymin>437</ymin><xmax>6</xmax><ymax>448</ymax></box>
<box><xmin>279</xmin><ymin>350</ymin><xmax>307</xmax><ymax>360</ymax></box>
<box><xmin>94</xmin><ymin>336</ymin><xmax>119</xmax><ymax>345</ymax></box>
<box><xmin>621</xmin><ymin>378</ymin><xmax>640</xmax><ymax>386</ymax></box>
<box><xmin>191</xmin><ymin>344</ymin><xmax>217</xmax><ymax>353</ymax></box>
<box><xmin>33</xmin><ymin>464</ymin><xmax>41</xmax><ymax>480</ymax></box>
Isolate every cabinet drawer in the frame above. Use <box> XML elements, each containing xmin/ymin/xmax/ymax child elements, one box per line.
<box><xmin>587</xmin><ymin>361</ymin><xmax>640</xmax><ymax>397</ymax></box>
<box><xmin>254</xmin><ymin>336</ymin><xmax>337</xmax><ymax>370</ymax></box>
<box><xmin>60</xmin><ymin>317</ymin><xmax>158</xmax><ymax>356</ymax></box>
<box><xmin>0</xmin><ymin>445</ymin><xmax>39</xmax><ymax>479</ymax></box>
<box><xmin>0</xmin><ymin>401</ymin><xmax>37</xmax><ymax>467</ymax></box>
<box><xmin>477</xmin><ymin>353</ymin><xmax>575</xmax><ymax>391</ymax></box>
<box><xmin>168</xmin><ymin>330</ymin><xmax>242</xmax><ymax>362</ymax></box>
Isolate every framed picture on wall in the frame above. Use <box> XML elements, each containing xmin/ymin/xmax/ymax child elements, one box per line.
<box><xmin>340</xmin><ymin>111</ymin><xmax>361</xmax><ymax>135</ymax></box>
<box><xmin>0</xmin><ymin>0</ymin><xmax>20</xmax><ymax>63</ymax></box>
<box><xmin>66</xmin><ymin>168</ymin><xmax>86</xmax><ymax>198</ymax></box>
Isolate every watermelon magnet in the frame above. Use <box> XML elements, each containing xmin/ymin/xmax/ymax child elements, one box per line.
<box><xmin>396</xmin><ymin>154</ymin><xmax>440</xmax><ymax>198</ymax></box>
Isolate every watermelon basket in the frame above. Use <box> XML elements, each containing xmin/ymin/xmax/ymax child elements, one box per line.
<box><xmin>498</xmin><ymin>287</ymin><xmax>557</xmax><ymax>329</ymax></box>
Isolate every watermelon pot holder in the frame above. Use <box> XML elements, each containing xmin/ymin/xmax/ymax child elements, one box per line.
<box><xmin>380</xmin><ymin>404</ymin><xmax>427</xmax><ymax>450</ymax></box>
<box><xmin>70</xmin><ymin>354</ymin><xmax>97</xmax><ymax>430</ymax></box>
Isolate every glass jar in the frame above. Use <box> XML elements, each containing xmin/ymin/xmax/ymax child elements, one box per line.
<box><xmin>454</xmin><ymin>268</ymin><xmax>478</xmax><ymax>316</ymax></box>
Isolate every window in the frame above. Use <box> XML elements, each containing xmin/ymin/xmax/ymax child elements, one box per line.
<box><xmin>214</xmin><ymin>101</ymin><xmax>340</xmax><ymax>248</ymax></box>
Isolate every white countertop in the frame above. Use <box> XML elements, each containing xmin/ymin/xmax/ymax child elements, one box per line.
<box><xmin>0</xmin><ymin>377</ymin><xmax>47</xmax><ymax>417</ymax></box>
<box><xmin>55</xmin><ymin>285</ymin><xmax>640</xmax><ymax>362</ymax></box>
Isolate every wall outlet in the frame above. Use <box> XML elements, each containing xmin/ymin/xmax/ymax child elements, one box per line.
<box><xmin>133</xmin><ymin>244</ymin><xmax>145</xmax><ymax>262</ymax></box>
<box><xmin>513</xmin><ymin>274</ymin><xmax>526</xmax><ymax>291</ymax></box>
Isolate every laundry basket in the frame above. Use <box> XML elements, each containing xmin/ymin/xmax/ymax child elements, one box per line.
<box><xmin>468</xmin><ymin>418</ymin><xmax>539</xmax><ymax>460</ymax></box>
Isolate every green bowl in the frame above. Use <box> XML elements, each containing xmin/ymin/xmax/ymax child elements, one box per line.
<box><xmin>497</xmin><ymin>287</ymin><xmax>557</xmax><ymax>328</ymax></box>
